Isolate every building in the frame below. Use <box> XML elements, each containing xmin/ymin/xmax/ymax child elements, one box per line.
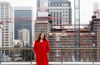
<box><xmin>18</xmin><ymin>29</ymin><xmax>30</xmax><ymax>47</ymax></box>
<box><xmin>37</xmin><ymin>0</ymin><xmax>48</xmax><ymax>11</ymax></box>
<box><xmin>35</xmin><ymin>0</ymin><xmax>100</xmax><ymax>62</ymax></box>
<box><xmin>48</xmin><ymin>23</ymin><xmax>97</xmax><ymax>62</ymax></box>
<box><xmin>0</xmin><ymin>2</ymin><xmax>14</xmax><ymax>47</ymax></box>
<box><xmin>49</xmin><ymin>0</ymin><xmax>72</xmax><ymax>28</ymax></box>
<box><xmin>0</xmin><ymin>24</ymin><xmax>2</xmax><ymax>47</ymax></box>
<box><xmin>89</xmin><ymin>13</ymin><xmax>100</xmax><ymax>61</ymax></box>
<box><xmin>35</xmin><ymin>15</ymin><xmax>50</xmax><ymax>40</ymax></box>
<box><xmin>14</xmin><ymin>7</ymin><xmax>32</xmax><ymax>47</ymax></box>
<box><xmin>48</xmin><ymin>32</ymin><xmax>75</xmax><ymax>61</ymax></box>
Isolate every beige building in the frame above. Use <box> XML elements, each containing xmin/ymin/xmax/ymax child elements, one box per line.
<box><xmin>18</xmin><ymin>29</ymin><xmax>30</xmax><ymax>47</ymax></box>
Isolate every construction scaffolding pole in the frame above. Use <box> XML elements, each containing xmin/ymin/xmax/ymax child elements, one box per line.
<box><xmin>74</xmin><ymin>0</ymin><xmax>80</xmax><ymax>61</ymax></box>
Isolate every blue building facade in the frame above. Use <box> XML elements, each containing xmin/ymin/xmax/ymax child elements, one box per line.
<box><xmin>14</xmin><ymin>7</ymin><xmax>32</xmax><ymax>47</ymax></box>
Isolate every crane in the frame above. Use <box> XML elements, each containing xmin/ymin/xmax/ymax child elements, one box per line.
<box><xmin>74</xmin><ymin>0</ymin><xmax>80</xmax><ymax>61</ymax></box>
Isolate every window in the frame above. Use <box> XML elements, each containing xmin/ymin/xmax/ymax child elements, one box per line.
<box><xmin>60</xmin><ymin>4</ymin><xmax>62</xmax><ymax>7</ymax></box>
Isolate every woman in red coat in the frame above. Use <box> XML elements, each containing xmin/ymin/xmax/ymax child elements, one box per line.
<box><xmin>33</xmin><ymin>32</ymin><xmax>50</xmax><ymax>65</ymax></box>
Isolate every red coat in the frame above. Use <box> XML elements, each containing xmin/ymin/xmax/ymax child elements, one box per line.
<box><xmin>33</xmin><ymin>39</ymin><xmax>50</xmax><ymax>65</ymax></box>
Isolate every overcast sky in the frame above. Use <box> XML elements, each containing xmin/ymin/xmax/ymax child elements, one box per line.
<box><xmin>0</xmin><ymin>0</ymin><xmax>100</xmax><ymax>24</ymax></box>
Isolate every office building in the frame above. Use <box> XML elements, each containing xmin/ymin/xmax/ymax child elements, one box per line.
<box><xmin>0</xmin><ymin>2</ymin><xmax>14</xmax><ymax>47</ymax></box>
<box><xmin>49</xmin><ymin>0</ymin><xmax>72</xmax><ymax>28</ymax></box>
<box><xmin>14</xmin><ymin>7</ymin><xmax>32</xmax><ymax>46</ymax></box>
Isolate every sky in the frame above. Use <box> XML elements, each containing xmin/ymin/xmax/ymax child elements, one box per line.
<box><xmin>0</xmin><ymin>0</ymin><xmax>100</xmax><ymax>24</ymax></box>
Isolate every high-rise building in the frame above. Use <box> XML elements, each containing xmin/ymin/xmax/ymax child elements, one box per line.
<box><xmin>49</xmin><ymin>0</ymin><xmax>72</xmax><ymax>28</ymax></box>
<box><xmin>0</xmin><ymin>2</ymin><xmax>14</xmax><ymax>47</ymax></box>
<box><xmin>18</xmin><ymin>29</ymin><xmax>30</xmax><ymax>47</ymax></box>
<box><xmin>14</xmin><ymin>7</ymin><xmax>32</xmax><ymax>46</ymax></box>
<box><xmin>0</xmin><ymin>24</ymin><xmax>2</xmax><ymax>47</ymax></box>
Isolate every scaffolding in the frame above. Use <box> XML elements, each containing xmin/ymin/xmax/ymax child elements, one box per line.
<box><xmin>40</xmin><ymin>0</ymin><xmax>100</xmax><ymax>62</ymax></box>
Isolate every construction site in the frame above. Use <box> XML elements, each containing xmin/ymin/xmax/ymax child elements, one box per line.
<box><xmin>1</xmin><ymin>0</ymin><xmax>100</xmax><ymax>65</ymax></box>
<box><xmin>35</xmin><ymin>0</ymin><xmax>100</xmax><ymax>62</ymax></box>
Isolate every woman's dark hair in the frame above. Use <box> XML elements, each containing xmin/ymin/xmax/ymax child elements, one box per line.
<box><xmin>37</xmin><ymin>32</ymin><xmax>46</xmax><ymax>41</ymax></box>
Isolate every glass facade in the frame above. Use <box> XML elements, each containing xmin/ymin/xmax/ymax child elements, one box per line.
<box><xmin>14</xmin><ymin>8</ymin><xmax>32</xmax><ymax>47</ymax></box>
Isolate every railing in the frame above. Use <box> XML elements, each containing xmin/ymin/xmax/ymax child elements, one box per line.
<box><xmin>0</xmin><ymin>47</ymin><xmax>100</xmax><ymax>62</ymax></box>
<box><xmin>0</xmin><ymin>47</ymin><xmax>34</xmax><ymax>62</ymax></box>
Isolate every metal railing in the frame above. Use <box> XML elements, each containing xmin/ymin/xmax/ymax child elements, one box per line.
<box><xmin>0</xmin><ymin>47</ymin><xmax>100</xmax><ymax>62</ymax></box>
<box><xmin>0</xmin><ymin>47</ymin><xmax>34</xmax><ymax>62</ymax></box>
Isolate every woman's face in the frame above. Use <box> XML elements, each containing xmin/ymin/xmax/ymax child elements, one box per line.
<box><xmin>40</xmin><ymin>33</ymin><xmax>45</xmax><ymax>39</ymax></box>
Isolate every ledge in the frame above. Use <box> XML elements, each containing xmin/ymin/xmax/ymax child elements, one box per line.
<box><xmin>1</xmin><ymin>62</ymin><xmax>100</xmax><ymax>65</ymax></box>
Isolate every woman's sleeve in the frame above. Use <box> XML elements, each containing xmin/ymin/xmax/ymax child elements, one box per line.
<box><xmin>33</xmin><ymin>41</ymin><xmax>37</xmax><ymax>53</ymax></box>
<box><xmin>46</xmin><ymin>40</ymin><xmax>50</xmax><ymax>52</ymax></box>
